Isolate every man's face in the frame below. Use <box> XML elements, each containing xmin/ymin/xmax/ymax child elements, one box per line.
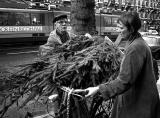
<box><xmin>117</xmin><ymin>21</ymin><xmax>129</xmax><ymax>39</ymax></box>
<box><xmin>55</xmin><ymin>18</ymin><xmax>68</xmax><ymax>32</ymax></box>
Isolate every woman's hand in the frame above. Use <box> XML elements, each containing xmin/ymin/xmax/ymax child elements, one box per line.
<box><xmin>85</xmin><ymin>86</ymin><xmax>99</xmax><ymax>98</ymax></box>
<box><xmin>73</xmin><ymin>86</ymin><xmax>99</xmax><ymax>98</ymax></box>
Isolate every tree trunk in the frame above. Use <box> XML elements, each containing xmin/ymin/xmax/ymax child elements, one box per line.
<box><xmin>71</xmin><ymin>0</ymin><xmax>96</xmax><ymax>35</ymax></box>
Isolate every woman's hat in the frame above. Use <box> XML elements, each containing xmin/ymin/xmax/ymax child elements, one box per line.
<box><xmin>53</xmin><ymin>14</ymin><xmax>67</xmax><ymax>23</ymax></box>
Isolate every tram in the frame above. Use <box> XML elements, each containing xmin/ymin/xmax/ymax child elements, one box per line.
<box><xmin>95</xmin><ymin>13</ymin><xmax>120</xmax><ymax>40</ymax></box>
<box><xmin>0</xmin><ymin>8</ymin><xmax>120</xmax><ymax>45</ymax></box>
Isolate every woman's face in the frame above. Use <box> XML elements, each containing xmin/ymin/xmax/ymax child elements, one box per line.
<box><xmin>117</xmin><ymin>21</ymin><xmax>129</xmax><ymax>39</ymax></box>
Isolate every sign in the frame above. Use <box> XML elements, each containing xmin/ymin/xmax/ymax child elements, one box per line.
<box><xmin>0</xmin><ymin>26</ymin><xmax>43</xmax><ymax>32</ymax></box>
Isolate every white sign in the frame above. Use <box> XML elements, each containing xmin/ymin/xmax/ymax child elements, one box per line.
<box><xmin>0</xmin><ymin>26</ymin><xmax>43</xmax><ymax>32</ymax></box>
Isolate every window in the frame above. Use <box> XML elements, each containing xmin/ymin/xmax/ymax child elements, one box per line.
<box><xmin>31</xmin><ymin>13</ymin><xmax>45</xmax><ymax>25</ymax></box>
<box><xmin>112</xmin><ymin>17</ymin><xmax>118</xmax><ymax>27</ymax></box>
<box><xmin>0</xmin><ymin>11</ymin><xmax>45</xmax><ymax>26</ymax></box>
<box><xmin>0</xmin><ymin>12</ymin><xmax>30</xmax><ymax>26</ymax></box>
<box><xmin>14</xmin><ymin>13</ymin><xmax>30</xmax><ymax>26</ymax></box>
<box><xmin>0</xmin><ymin>12</ymin><xmax>9</xmax><ymax>26</ymax></box>
<box><xmin>104</xmin><ymin>16</ymin><xmax>112</xmax><ymax>26</ymax></box>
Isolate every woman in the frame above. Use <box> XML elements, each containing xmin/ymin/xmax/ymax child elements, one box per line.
<box><xmin>75</xmin><ymin>12</ymin><xmax>160</xmax><ymax>118</ymax></box>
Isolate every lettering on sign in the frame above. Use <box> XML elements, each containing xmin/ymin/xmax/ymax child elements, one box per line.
<box><xmin>0</xmin><ymin>26</ymin><xmax>43</xmax><ymax>32</ymax></box>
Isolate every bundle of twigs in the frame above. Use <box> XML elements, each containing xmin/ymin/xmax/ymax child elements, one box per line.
<box><xmin>0</xmin><ymin>35</ymin><xmax>123</xmax><ymax>118</ymax></box>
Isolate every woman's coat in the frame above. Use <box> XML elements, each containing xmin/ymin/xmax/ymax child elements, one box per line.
<box><xmin>99</xmin><ymin>37</ymin><xmax>160</xmax><ymax>118</ymax></box>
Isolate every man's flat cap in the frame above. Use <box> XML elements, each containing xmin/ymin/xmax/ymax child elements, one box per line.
<box><xmin>53</xmin><ymin>14</ymin><xmax>67</xmax><ymax>23</ymax></box>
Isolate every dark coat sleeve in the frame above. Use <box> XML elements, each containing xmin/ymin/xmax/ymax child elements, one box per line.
<box><xmin>99</xmin><ymin>47</ymin><xmax>144</xmax><ymax>100</ymax></box>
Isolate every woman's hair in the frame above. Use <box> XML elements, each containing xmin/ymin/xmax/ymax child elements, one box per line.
<box><xmin>117</xmin><ymin>11</ymin><xmax>141</xmax><ymax>34</ymax></box>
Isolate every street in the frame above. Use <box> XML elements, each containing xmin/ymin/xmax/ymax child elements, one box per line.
<box><xmin>0</xmin><ymin>45</ymin><xmax>39</xmax><ymax>67</ymax></box>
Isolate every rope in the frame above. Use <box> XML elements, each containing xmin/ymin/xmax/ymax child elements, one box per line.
<box><xmin>47</xmin><ymin>86</ymin><xmax>85</xmax><ymax>118</ymax></box>
<box><xmin>60</xmin><ymin>86</ymin><xmax>84</xmax><ymax>99</ymax></box>
<box><xmin>66</xmin><ymin>88</ymin><xmax>73</xmax><ymax>118</ymax></box>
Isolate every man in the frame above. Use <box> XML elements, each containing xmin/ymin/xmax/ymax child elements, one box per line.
<box><xmin>39</xmin><ymin>14</ymin><xmax>74</xmax><ymax>56</ymax></box>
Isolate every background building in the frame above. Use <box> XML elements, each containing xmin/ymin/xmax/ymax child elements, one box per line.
<box><xmin>94</xmin><ymin>0</ymin><xmax>160</xmax><ymax>32</ymax></box>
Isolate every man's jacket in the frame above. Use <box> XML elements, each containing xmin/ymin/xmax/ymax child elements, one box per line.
<box><xmin>39</xmin><ymin>30</ymin><xmax>75</xmax><ymax>56</ymax></box>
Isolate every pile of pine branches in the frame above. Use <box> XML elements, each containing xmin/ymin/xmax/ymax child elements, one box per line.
<box><xmin>0</xmin><ymin>35</ymin><xmax>123</xmax><ymax>117</ymax></box>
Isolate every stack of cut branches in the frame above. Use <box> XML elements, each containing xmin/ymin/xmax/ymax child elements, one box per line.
<box><xmin>0</xmin><ymin>35</ymin><xmax>123</xmax><ymax>118</ymax></box>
